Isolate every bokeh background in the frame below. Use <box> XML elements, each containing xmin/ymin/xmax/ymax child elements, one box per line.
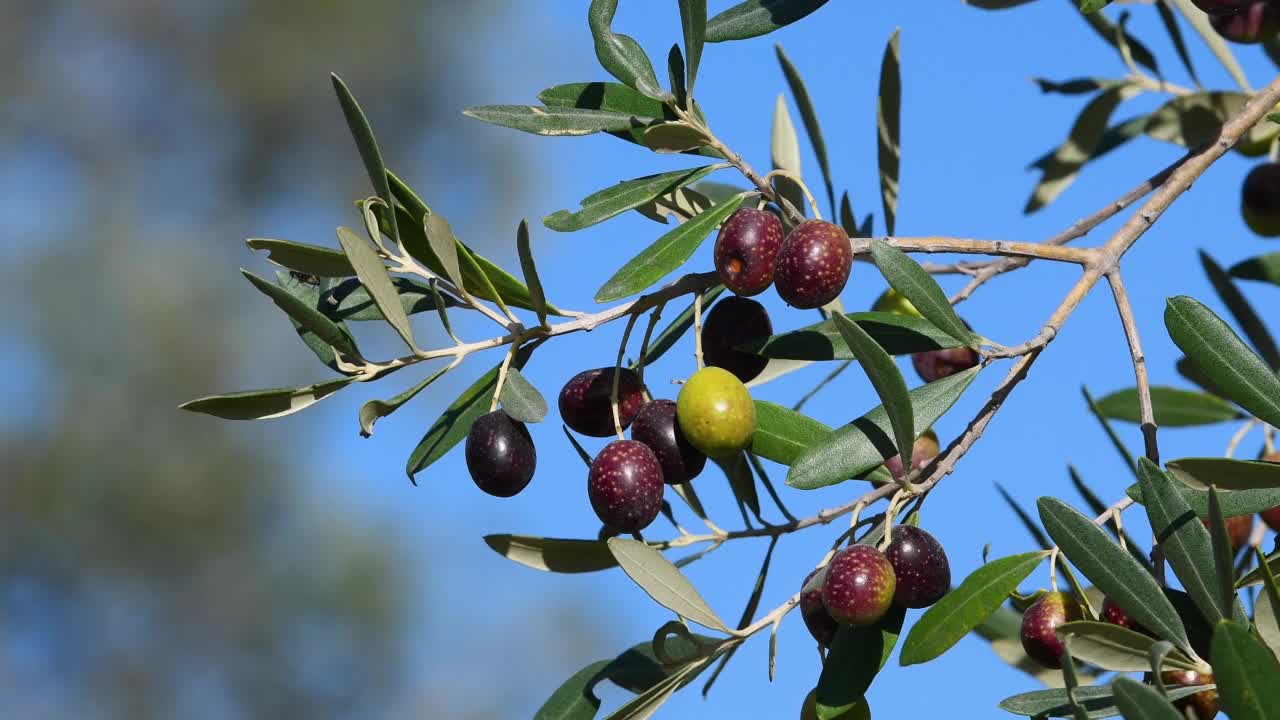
<box><xmin>3</xmin><ymin>2</ymin><xmax>1278</xmax><ymax>718</ymax></box>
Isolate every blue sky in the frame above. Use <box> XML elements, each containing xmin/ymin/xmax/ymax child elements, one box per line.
<box><xmin>253</xmin><ymin>2</ymin><xmax>1280</xmax><ymax>718</ymax></box>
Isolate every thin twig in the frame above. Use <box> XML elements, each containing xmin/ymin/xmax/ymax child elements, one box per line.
<box><xmin>1106</xmin><ymin>270</ymin><xmax>1159</xmax><ymax>463</ymax></box>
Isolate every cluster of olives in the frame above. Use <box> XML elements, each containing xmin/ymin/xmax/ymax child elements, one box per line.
<box><xmin>799</xmin><ymin>526</ymin><xmax>952</xmax><ymax>647</ymax></box>
<box><xmin>714</xmin><ymin>208</ymin><xmax>854</xmax><ymax>309</ymax></box>
<box><xmin>1193</xmin><ymin>0</ymin><xmax>1280</xmax><ymax>44</ymax></box>
<box><xmin>464</xmin><ymin>296</ymin><xmax>769</xmax><ymax>534</ymax></box>
<box><xmin>1020</xmin><ymin>592</ymin><xmax>1219</xmax><ymax>719</ymax></box>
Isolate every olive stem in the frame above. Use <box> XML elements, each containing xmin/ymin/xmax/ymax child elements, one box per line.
<box><xmin>635</xmin><ymin>303</ymin><xmax>666</xmax><ymax>389</ymax></box>
<box><xmin>762</xmin><ymin>169</ymin><xmax>822</xmax><ymax>219</ymax></box>
<box><xmin>1105</xmin><ymin>270</ymin><xmax>1159</xmax><ymax>463</ymax></box>
<box><xmin>488</xmin><ymin>340</ymin><xmax>522</xmax><ymax>413</ymax></box>
<box><xmin>693</xmin><ymin>289</ymin><xmax>705</xmax><ymax>371</ymax></box>
<box><xmin>1225</xmin><ymin>418</ymin><xmax>1259</xmax><ymax>459</ymax></box>
<box><xmin>610</xmin><ymin>313</ymin><xmax>640</xmax><ymax>441</ymax></box>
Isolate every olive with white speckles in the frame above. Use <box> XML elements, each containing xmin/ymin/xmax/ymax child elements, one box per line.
<box><xmin>714</xmin><ymin>207</ymin><xmax>785</xmax><ymax>296</ymax></box>
<box><xmin>676</xmin><ymin>366</ymin><xmax>756</xmax><ymax>459</ymax></box>
<box><xmin>800</xmin><ymin>567</ymin><xmax>838</xmax><ymax>647</ymax></box>
<box><xmin>1146</xmin><ymin>670</ymin><xmax>1219</xmax><ymax>720</ymax></box>
<box><xmin>587</xmin><ymin>440</ymin><xmax>664</xmax><ymax>533</ymax></box>
<box><xmin>884</xmin><ymin>526</ymin><xmax>950</xmax><ymax>608</ymax></box>
<box><xmin>702</xmin><ymin>297</ymin><xmax>772</xmax><ymax>383</ymax></box>
<box><xmin>630</xmin><ymin>399</ymin><xmax>706</xmax><ymax>485</ymax></box>
<box><xmin>558</xmin><ymin>367</ymin><xmax>646</xmax><ymax>437</ymax></box>
<box><xmin>1020</xmin><ymin>591</ymin><xmax>1081</xmax><ymax>668</ymax></box>
<box><xmin>1100</xmin><ymin>598</ymin><xmax>1145</xmax><ymax>634</ymax></box>
<box><xmin>464</xmin><ymin>410</ymin><xmax>536</xmax><ymax>497</ymax></box>
<box><xmin>821</xmin><ymin>545</ymin><xmax>896</xmax><ymax>626</ymax></box>
<box><xmin>774</xmin><ymin>220</ymin><xmax>852</xmax><ymax>309</ymax></box>
<box><xmin>911</xmin><ymin>346</ymin><xmax>980</xmax><ymax>383</ymax></box>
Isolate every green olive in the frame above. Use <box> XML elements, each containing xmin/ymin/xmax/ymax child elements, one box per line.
<box><xmin>676</xmin><ymin>366</ymin><xmax>755</xmax><ymax>459</ymax></box>
<box><xmin>871</xmin><ymin>288</ymin><xmax>922</xmax><ymax>318</ymax></box>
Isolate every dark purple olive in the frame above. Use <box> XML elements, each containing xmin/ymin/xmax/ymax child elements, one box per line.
<box><xmin>1243</xmin><ymin>163</ymin><xmax>1280</xmax><ymax>237</ymax></box>
<box><xmin>559</xmin><ymin>367</ymin><xmax>646</xmax><ymax>437</ymax></box>
<box><xmin>587</xmin><ymin>440</ymin><xmax>664</xmax><ymax>533</ymax></box>
<box><xmin>884</xmin><ymin>526</ymin><xmax>950</xmax><ymax>608</ymax></box>
<box><xmin>774</xmin><ymin>220</ymin><xmax>853</xmax><ymax>309</ymax></box>
<box><xmin>630</xmin><ymin>399</ymin><xmax>706</xmax><ymax>484</ymax></box>
<box><xmin>1210</xmin><ymin>1</ymin><xmax>1280</xmax><ymax>44</ymax></box>
<box><xmin>911</xmin><ymin>346</ymin><xmax>980</xmax><ymax>383</ymax></box>
<box><xmin>464</xmin><ymin>410</ymin><xmax>536</xmax><ymax>497</ymax></box>
<box><xmin>701</xmin><ymin>296</ymin><xmax>772</xmax><ymax>384</ymax></box>
<box><xmin>800</xmin><ymin>567</ymin><xmax>838</xmax><ymax>647</ymax></box>
<box><xmin>714</xmin><ymin>207</ymin><xmax>785</xmax><ymax>296</ymax></box>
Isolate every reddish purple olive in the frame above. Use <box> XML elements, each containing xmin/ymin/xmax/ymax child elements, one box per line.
<box><xmin>774</xmin><ymin>220</ymin><xmax>853</xmax><ymax>309</ymax></box>
<box><xmin>701</xmin><ymin>296</ymin><xmax>772</xmax><ymax>384</ymax></box>
<box><xmin>821</xmin><ymin>545</ymin><xmax>897</xmax><ymax>626</ymax></box>
<box><xmin>1192</xmin><ymin>0</ymin><xmax>1250</xmax><ymax>14</ymax></box>
<box><xmin>1020</xmin><ymin>591</ymin><xmax>1081</xmax><ymax>669</ymax></box>
<box><xmin>1211</xmin><ymin>1</ymin><xmax>1280</xmax><ymax>43</ymax></box>
<box><xmin>1100</xmin><ymin>598</ymin><xmax>1145</xmax><ymax>634</ymax></box>
<box><xmin>1202</xmin><ymin>513</ymin><xmax>1254</xmax><ymax>551</ymax></box>
<box><xmin>714</xmin><ymin>207</ymin><xmax>785</xmax><ymax>296</ymax></box>
<box><xmin>884</xmin><ymin>526</ymin><xmax>950</xmax><ymax>608</ymax></box>
<box><xmin>1261</xmin><ymin>452</ymin><xmax>1280</xmax><ymax>530</ymax></box>
<box><xmin>1243</xmin><ymin>163</ymin><xmax>1280</xmax><ymax>237</ymax></box>
<box><xmin>587</xmin><ymin>439</ymin><xmax>664</xmax><ymax>533</ymax></box>
<box><xmin>559</xmin><ymin>367</ymin><xmax>646</xmax><ymax>437</ymax></box>
<box><xmin>630</xmin><ymin>399</ymin><xmax>706</xmax><ymax>485</ymax></box>
<box><xmin>912</xmin><ymin>346</ymin><xmax>980</xmax><ymax>384</ymax></box>
<box><xmin>464</xmin><ymin>410</ymin><xmax>536</xmax><ymax>497</ymax></box>
<box><xmin>883</xmin><ymin>430</ymin><xmax>940</xmax><ymax>481</ymax></box>
<box><xmin>1144</xmin><ymin>671</ymin><xmax>1219</xmax><ymax>720</ymax></box>
<box><xmin>800</xmin><ymin>567</ymin><xmax>838</xmax><ymax>647</ymax></box>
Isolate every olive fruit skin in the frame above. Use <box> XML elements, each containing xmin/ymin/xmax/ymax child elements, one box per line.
<box><xmin>1243</xmin><ymin>163</ymin><xmax>1280</xmax><ymax>236</ymax></box>
<box><xmin>714</xmin><ymin>207</ymin><xmax>785</xmax><ymax>296</ymax></box>
<box><xmin>800</xmin><ymin>689</ymin><xmax>870</xmax><ymax>720</ymax></box>
<box><xmin>559</xmin><ymin>367</ymin><xmax>646</xmax><ymax>437</ymax></box>
<box><xmin>587</xmin><ymin>440</ymin><xmax>665</xmax><ymax>533</ymax></box>
<box><xmin>1021</xmin><ymin>591</ymin><xmax>1082</xmax><ymax>668</ymax></box>
<box><xmin>912</xmin><ymin>346</ymin><xmax>980</xmax><ymax>383</ymax></box>
<box><xmin>465</xmin><ymin>410</ymin><xmax>537</xmax><ymax>497</ymax></box>
<box><xmin>884</xmin><ymin>526</ymin><xmax>951</xmax><ymax>608</ymax></box>
<box><xmin>629</xmin><ymin>399</ymin><xmax>706</xmax><ymax>485</ymax></box>
<box><xmin>676</xmin><ymin>366</ymin><xmax>756</xmax><ymax>459</ymax></box>
<box><xmin>821</xmin><ymin>545</ymin><xmax>897</xmax><ymax>626</ymax></box>
<box><xmin>1100</xmin><ymin>598</ymin><xmax>1145</xmax><ymax>633</ymax></box>
<box><xmin>800</xmin><ymin>567</ymin><xmax>839</xmax><ymax>647</ymax></box>
<box><xmin>701</xmin><ymin>297</ymin><xmax>772</xmax><ymax>383</ymax></box>
<box><xmin>774</xmin><ymin>220</ymin><xmax>853</xmax><ymax>309</ymax></box>
<box><xmin>883</xmin><ymin>430</ymin><xmax>940</xmax><ymax>481</ymax></box>
<box><xmin>1260</xmin><ymin>452</ymin><xmax>1280</xmax><ymax>530</ymax></box>
<box><xmin>1202</xmin><ymin>514</ymin><xmax>1254</xmax><ymax>551</ymax></box>
<box><xmin>1192</xmin><ymin>0</ymin><xmax>1250</xmax><ymax>14</ymax></box>
<box><xmin>1211</xmin><ymin>1</ymin><xmax>1280</xmax><ymax>43</ymax></box>
<box><xmin>1143</xmin><ymin>671</ymin><xmax>1219</xmax><ymax>720</ymax></box>
<box><xmin>871</xmin><ymin>288</ymin><xmax>922</xmax><ymax>318</ymax></box>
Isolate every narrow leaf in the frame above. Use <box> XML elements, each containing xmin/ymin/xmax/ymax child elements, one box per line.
<box><xmin>817</xmin><ymin>607</ymin><xmax>904</xmax><ymax>718</ymax></box>
<box><xmin>332</xmin><ymin>74</ymin><xmax>397</xmax><ymax>243</ymax></box>
<box><xmin>788</xmin><ymin>367</ymin><xmax>979</xmax><ymax>490</ymax></box>
<box><xmin>1038</xmin><ymin>497</ymin><xmax>1192</xmax><ymax>655</ymax></box>
<box><xmin>1167</xmin><ymin>457</ymin><xmax>1280</xmax><ymax>492</ymax></box>
<box><xmin>246</xmin><ymin>238</ymin><xmax>354</xmax><ymax>277</ymax></box>
<box><xmin>876</xmin><ymin>30</ymin><xmax>901</xmax><ymax>235</ymax></box>
<box><xmin>1135</xmin><ymin>458</ymin><xmax>1222</xmax><ymax>626</ymax></box>
<box><xmin>1200</xmin><ymin>250</ymin><xmax>1280</xmax><ymax>369</ymax></box>
<box><xmin>776</xmin><ymin>44</ymin><xmax>834</xmax><ymax>214</ymax></box>
<box><xmin>999</xmin><ymin>683</ymin><xmax>1211</xmax><ymax>719</ymax></box>
<box><xmin>1093</xmin><ymin>386</ymin><xmax>1242</xmax><ymax>426</ymax></box>
<box><xmin>1229</xmin><ymin>252</ymin><xmax>1280</xmax><ymax>286</ymax></box>
<box><xmin>516</xmin><ymin>220</ymin><xmax>549</xmax><ymax>326</ymax></box>
<box><xmin>242</xmin><ymin>270</ymin><xmax>359</xmax><ymax>359</ymax></box>
<box><xmin>545</xmin><ymin>165</ymin><xmax>722</xmax><ymax>232</ymax></box>
<box><xmin>1083</xmin><ymin>386</ymin><xmax>1138</xmax><ymax>477</ymax></box>
<box><xmin>533</xmin><ymin>660</ymin><xmax>608</xmax><ymax>720</ymax></box>
<box><xmin>588</xmin><ymin>0</ymin><xmax>667</xmax><ymax>100</ymax></box>
<box><xmin>500</xmin><ymin>368</ymin><xmax>548</xmax><ymax>424</ymax></box>
<box><xmin>742</xmin><ymin>310</ymin><xmax>965</xmax><ymax>360</ymax></box>
<box><xmin>483</xmin><ymin>535</ymin><xmax>618</xmax><ymax>574</ymax></box>
<box><xmin>1110</xmin><ymin>677</ymin><xmax>1186</xmax><ymax>720</ymax></box>
<box><xmin>1207</xmin><ymin>486</ymin><xmax>1238</xmax><ymax>618</ymax></box>
<box><xmin>899</xmin><ymin>551</ymin><xmax>1048</xmax><ymax>665</ymax></box>
<box><xmin>336</xmin><ymin>226</ymin><xmax>416</xmax><ymax>351</ymax></box>
<box><xmin>1165</xmin><ymin>296</ymin><xmax>1280</xmax><ymax>427</ymax></box>
<box><xmin>831</xmin><ymin>313</ymin><xmax>915</xmax><ymax>473</ymax></box>
<box><xmin>607</xmin><ymin>538</ymin><xmax>730</xmax><ymax>632</ymax></box>
<box><xmin>678</xmin><ymin>0</ymin><xmax>706</xmax><ymax>96</ymax></box>
<box><xmin>595</xmin><ymin>195</ymin><xmax>746</xmax><ymax>302</ymax></box>
<box><xmin>180</xmin><ymin>377</ymin><xmax>354</xmax><ymax>421</ymax></box>
<box><xmin>359</xmin><ymin>363</ymin><xmax>451</xmax><ymax>437</ymax></box>
<box><xmin>1026</xmin><ymin>86</ymin><xmax>1135</xmax><ymax>213</ymax></box>
<box><xmin>750</xmin><ymin>400</ymin><xmax>832</xmax><ymax>466</ymax></box>
<box><xmin>1212</xmin><ymin>620</ymin><xmax>1280</xmax><ymax>720</ymax></box>
<box><xmin>869</xmin><ymin>239</ymin><xmax>980</xmax><ymax>347</ymax></box>
<box><xmin>463</xmin><ymin>105</ymin><xmax>654</xmax><ymax>137</ymax></box>
<box><xmin>1058</xmin><ymin>620</ymin><xmax>1198</xmax><ymax>672</ymax></box>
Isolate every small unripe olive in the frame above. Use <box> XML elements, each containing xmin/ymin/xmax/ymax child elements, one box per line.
<box><xmin>676</xmin><ymin>366</ymin><xmax>756</xmax><ymax>459</ymax></box>
<box><xmin>871</xmin><ymin>288</ymin><xmax>922</xmax><ymax>318</ymax></box>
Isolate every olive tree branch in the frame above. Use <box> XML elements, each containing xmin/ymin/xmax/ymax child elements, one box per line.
<box><xmin>1105</xmin><ymin>270</ymin><xmax>1159</xmax><ymax>462</ymax></box>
